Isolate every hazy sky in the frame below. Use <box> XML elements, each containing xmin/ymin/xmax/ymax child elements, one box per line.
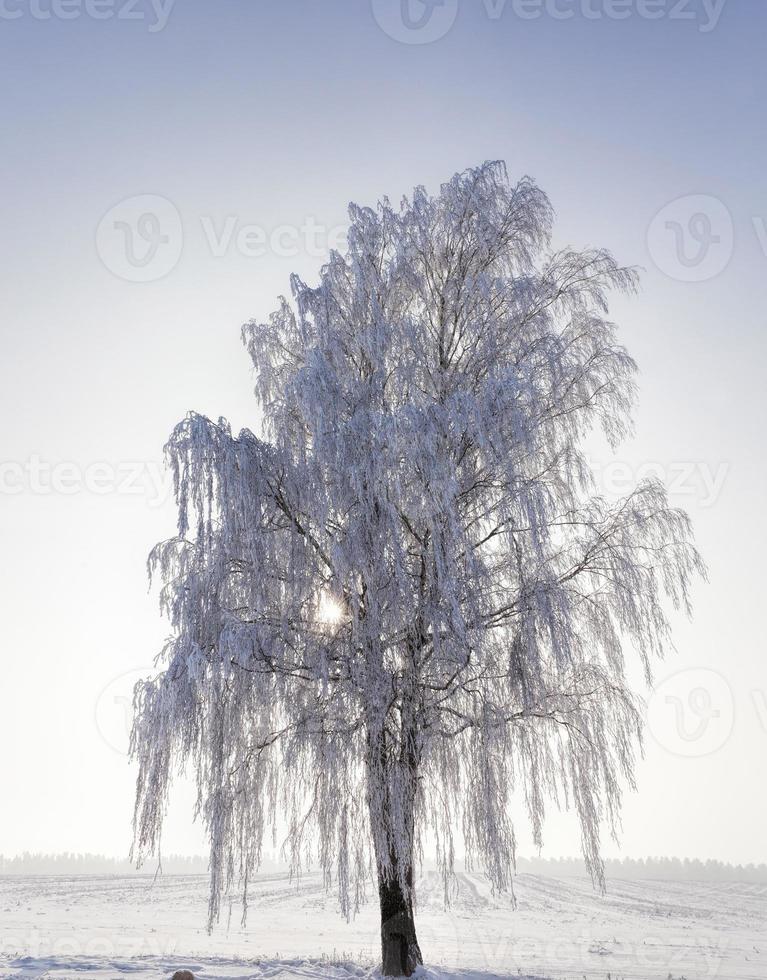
<box><xmin>1</xmin><ymin>0</ymin><xmax>765</xmax><ymax>867</ymax></box>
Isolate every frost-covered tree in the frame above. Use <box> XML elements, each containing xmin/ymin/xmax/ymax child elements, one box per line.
<box><xmin>131</xmin><ymin>162</ymin><xmax>703</xmax><ymax>977</ymax></box>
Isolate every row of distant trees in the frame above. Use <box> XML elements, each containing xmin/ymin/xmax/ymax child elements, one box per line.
<box><xmin>515</xmin><ymin>856</ymin><xmax>767</xmax><ymax>882</ymax></box>
<box><xmin>2</xmin><ymin>851</ymin><xmax>765</xmax><ymax>882</ymax></box>
<box><xmin>0</xmin><ymin>852</ymin><xmax>210</xmax><ymax>875</ymax></box>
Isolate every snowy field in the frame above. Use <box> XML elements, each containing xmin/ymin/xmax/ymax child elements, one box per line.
<box><xmin>0</xmin><ymin>871</ymin><xmax>764</xmax><ymax>980</ymax></box>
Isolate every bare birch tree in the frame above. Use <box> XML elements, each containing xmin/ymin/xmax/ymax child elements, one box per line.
<box><xmin>131</xmin><ymin>161</ymin><xmax>704</xmax><ymax>976</ymax></box>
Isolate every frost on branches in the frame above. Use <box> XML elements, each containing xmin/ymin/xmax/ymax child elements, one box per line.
<box><xmin>130</xmin><ymin>162</ymin><xmax>704</xmax><ymax>976</ymax></box>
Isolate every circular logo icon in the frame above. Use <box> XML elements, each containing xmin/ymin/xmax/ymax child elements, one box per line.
<box><xmin>647</xmin><ymin>194</ymin><xmax>733</xmax><ymax>282</ymax></box>
<box><xmin>95</xmin><ymin>666</ymin><xmax>155</xmax><ymax>756</ymax></box>
<box><xmin>646</xmin><ymin>668</ymin><xmax>734</xmax><ymax>757</ymax></box>
<box><xmin>96</xmin><ymin>194</ymin><xmax>183</xmax><ymax>282</ymax></box>
<box><xmin>371</xmin><ymin>0</ymin><xmax>458</xmax><ymax>44</ymax></box>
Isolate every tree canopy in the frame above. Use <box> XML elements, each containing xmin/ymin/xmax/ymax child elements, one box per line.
<box><xmin>131</xmin><ymin>162</ymin><xmax>703</xmax><ymax>944</ymax></box>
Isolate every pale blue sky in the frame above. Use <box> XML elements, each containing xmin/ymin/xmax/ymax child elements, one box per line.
<box><xmin>1</xmin><ymin>1</ymin><xmax>765</xmax><ymax>865</ymax></box>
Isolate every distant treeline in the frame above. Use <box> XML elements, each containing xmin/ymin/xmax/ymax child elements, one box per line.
<box><xmin>1</xmin><ymin>852</ymin><xmax>765</xmax><ymax>882</ymax></box>
<box><xmin>0</xmin><ymin>852</ymin><xmax>211</xmax><ymax>875</ymax></box>
<box><xmin>515</xmin><ymin>856</ymin><xmax>767</xmax><ymax>882</ymax></box>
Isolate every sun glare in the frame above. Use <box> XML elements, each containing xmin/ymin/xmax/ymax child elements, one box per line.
<box><xmin>317</xmin><ymin>592</ymin><xmax>344</xmax><ymax>627</ymax></box>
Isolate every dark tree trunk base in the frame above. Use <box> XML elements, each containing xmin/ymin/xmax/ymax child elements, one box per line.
<box><xmin>379</xmin><ymin>869</ymin><xmax>423</xmax><ymax>977</ymax></box>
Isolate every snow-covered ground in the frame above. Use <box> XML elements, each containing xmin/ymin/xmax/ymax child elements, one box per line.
<box><xmin>0</xmin><ymin>871</ymin><xmax>764</xmax><ymax>980</ymax></box>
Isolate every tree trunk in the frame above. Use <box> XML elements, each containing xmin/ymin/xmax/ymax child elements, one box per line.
<box><xmin>366</xmin><ymin>638</ymin><xmax>424</xmax><ymax>976</ymax></box>
<box><xmin>378</xmin><ymin>861</ymin><xmax>423</xmax><ymax>977</ymax></box>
